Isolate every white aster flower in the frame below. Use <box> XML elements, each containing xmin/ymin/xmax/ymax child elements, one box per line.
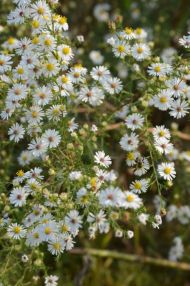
<box><xmin>158</xmin><ymin>162</ymin><xmax>176</xmax><ymax>181</ymax></box>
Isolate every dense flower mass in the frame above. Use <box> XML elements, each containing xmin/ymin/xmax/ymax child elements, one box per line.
<box><xmin>0</xmin><ymin>0</ymin><xmax>190</xmax><ymax>284</ymax></box>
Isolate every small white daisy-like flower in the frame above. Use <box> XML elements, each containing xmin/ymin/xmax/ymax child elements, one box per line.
<box><xmin>158</xmin><ymin>162</ymin><xmax>176</xmax><ymax>181</ymax></box>
<box><xmin>131</xmin><ymin>43</ymin><xmax>150</xmax><ymax>61</ymax></box>
<box><xmin>30</xmin><ymin>0</ymin><xmax>51</xmax><ymax>21</ymax></box>
<box><xmin>69</xmin><ymin>171</ymin><xmax>82</xmax><ymax>181</ymax></box>
<box><xmin>76</xmin><ymin>187</ymin><xmax>88</xmax><ymax>206</ymax></box>
<box><xmin>126</xmin><ymin>151</ymin><xmax>140</xmax><ymax>166</ymax></box>
<box><xmin>134</xmin><ymin>157</ymin><xmax>150</xmax><ymax>176</ymax></box>
<box><xmin>127</xmin><ymin>230</ymin><xmax>134</xmax><ymax>239</ymax></box>
<box><xmin>122</xmin><ymin>191</ymin><xmax>142</xmax><ymax>209</ymax></box>
<box><xmin>62</xmin><ymin>233</ymin><xmax>75</xmax><ymax>250</ymax></box>
<box><xmin>46</xmin><ymin>104</ymin><xmax>67</xmax><ymax>121</ymax></box>
<box><xmin>93</xmin><ymin>3</ymin><xmax>110</xmax><ymax>22</ymax></box>
<box><xmin>7</xmin><ymin>83</ymin><xmax>27</xmax><ymax>101</ymax></box>
<box><xmin>169</xmin><ymin>99</ymin><xmax>189</xmax><ymax>119</ymax></box>
<box><xmin>7</xmin><ymin>6</ymin><xmax>29</xmax><ymax>25</ymax></box>
<box><xmin>21</xmin><ymin>254</ymin><xmax>29</xmax><ymax>263</ymax></box>
<box><xmin>39</xmin><ymin>221</ymin><xmax>58</xmax><ymax>242</ymax></box>
<box><xmin>115</xmin><ymin>105</ymin><xmax>129</xmax><ymax>119</ymax></box>
<box><xmin>89</xmin><ymin>50</ymin><xmax>104</xmax><ymax>65</ymax></box>
<box><xmin>153</xmin><ymin>125</ymin><xmax>171</xmax><ymax>141</ymax></box>
<box><xmin>94</xmin><ymin>151</ymin><xmax>112</xmax><ymax>168</ymax></box>
<box><xmin>54</xmin><ymin>15</ymin><xmax>69</xmax><ymax>31</ymax></box>
<box><xmin>26</xmin><ymin>229</ymin><xmax>42</xmax><ymax>247</ymax></box>
<box><xmin>134</xmin><ymin>28</ymin><xmax>147</xmax><ymax>39</ymax></box>
<box><xmin>39</xmin><ymin>33</ymin><xmax>56</xmax><ymax>52</ymax></box>
<box><xmin>90</xmin><ymin>66</ymin><xmax>110</xmax><ymax>82</ymax></box>
<box><xmin>68</xmin><ymin>118</ymin><xmax>79</xmax><ymax>132</ymax></box>
<box><xmin>152</xmin><ymin>89</ymin><xmax>173</xmax><ymax>111</ymax></box>
<box><xmin>103</xmin><ymin>77</ymin><xmax>123</xmax><ymax>94</ymax></box>
<box><xmin>7</xmin><ymin>223</ymin><xmax>26</xmax><ymax>240</ymax></box>
<box><xmin>125</xmin><ymin>113</ymin><xmax>144</xmax><ymax>130</ymax></box>
<box><xmin>138</xmin><ymin>213</ymin><xmax>149</xmax><ymax>225</ymax></box>
<box><xmin>120</xmin><ymin>132</ymin><xmax>139</xmax><ymax>151</ymax></box>
<box><xmin>48</xmin><ymin>237</ymin><xmax>65</xmax><ymax>256</ymax></box>
<box><xmin>121</xmin><ymin>27</ymin><xmax>136</xmax><ymax>40</ymax></box>
<box><xmin>45</xmin><ymin>275</ymin><xmax>59</xmax><ymax>286</ymax></box>
<box><xmin>15</xmin><ymin>38</ymin><xmax>32</xmax><ymax>55</ymax></box>
<box><xmin>112</xmin><ymin>41</ymin><xmax>130</xmax><ymax>58</ymax></box>
<box><xmin>99</xmin><ymin>187</ymin><xmax>124</xmax><ymax>207</ymax></box>
<box><xmin>154</xmin><ymin>137</ymin><xmax>173</xmax><ymax>154</ymax></box>
<box><xmin>147</xmin><ymin>63</ymin><xmax>172</xmax><ymax>77</ymax></box>
<box><xmin>28</xmin><ymin>137</ymin><xmax>48</xmax><ymax>157</ymax></box>
<box><xmin>130</xmin><ymin>178</ymin><xmax>149</xmax><ymax>194</ymax></box>
<box><xmin>179</xmin><ymin>34</ymin><xmax>190</xmax><ymax>48</ymax></box>
<box><xmin>8</xmin><ymin>123</ymin><xmax>25</xmax><ymax>142</ymax></box>
<box><xmin>9</xmin><ymin>187</ymin><xmax>27</xmax><ymax>207</ymax></box>
<box><xmin>43</xmin><ymin>59</ymin><xmax>59</xmax><ymax>77</ymax></box>
<box><xmin>18</xmin><ymin>150</ymin><xmax>33</xmax><ymax>166</ymax></box>
<box><xmin>33</xmin><ymin>86</ymin><xmax>52</xmax><ymax>106</ymax></box>
<box><xmin>58</xmin><ymin>44</ymin><xmax>74</xmax><ymax>61</ymax></box>
<box><xmin>1</xmin><ymin>108</ymin><xmax>14</xmax><ymax>120</ymax></box>
<box><xmin>165</xmin><ymin>77</ymin><xmax>187</xmax><ymax>98</ymax></box>
<box><xmin>78</xmin><ymin>86</ymin><xmax>105</xmax><ymax>106</ymax></box>
<box><xmin>65</xmin><ymin>210</ymin><xmax>82</xmax><ymax>235</ymax></box>
<box><xmin>0</xmin><ymin>54</ymin><xmax>12</xmax><ymax>73</ymax></box>
<box><xmin>42</xmin><ymin>129</ymin><xmax>61</xmax><ymax>148</ymax></box>
<box><xmin>25</xmin><ymin>105</ymin><xmax>44</xmax><ymax>124</ymax></box>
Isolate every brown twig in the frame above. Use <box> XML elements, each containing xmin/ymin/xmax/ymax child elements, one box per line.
<box><xmin>70</xmin><ymin>248</ymin><xmax>190</xmax><ymax>271</ymax></box>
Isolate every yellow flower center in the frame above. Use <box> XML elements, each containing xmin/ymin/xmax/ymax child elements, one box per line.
<box><xmin>154</xmin><ymin>66</ymin><xmax>161</xmax><ymax>72</ymax></box>
<box><xmin>13</xmin><ymin>226</ymin><xmax>21</xmax><ymax>234</ymax></box>
<box><xmin>44</xmin><ymin>38</ymin><xmax>52</xmax><ymax>46</ymax></box>
<box><xmin>62</xmin><ymin>46</ymin><xmax>70</xmax><ymax>55</ymax></box>
<box><xmin>52</xmin><ymin>108</ymin><xmax>60</xmax><ymax>115</ymax></box>
<box><xmin>90</xmin><ymin>177</ymin><xmax>97</xmax><ymax>188</ymax></box>
<box><xmin>53</xmin><ymin>242</ymin><xmax>61</xmax><ymax>250</ymax></box>
<box><xmin>160</xmin><ymin>96</ymin><xmax>167</xmax><ymax>103</ymax></box>
<box><xmin>127</xmin><ymin>152</ymin><xmax>135</xmax><ymax>160</ymax></box>
<box><xmin>46</xmin><ymin>63</ymin><xmax>54</xmax><ymax>71</ymax></box>
<box><xmin>44</xmin><ymin>227</ymin><xmax>52</xmax><ymax>235</ymax></box>
<box><xmin>32</xmin><ymin>37</ymin><xmax>39</xmax><ymax>45</ymax></box>
<box><xmin>61</xmin><ymin>76</ymin><xmax>69</xmax><ymax>83</ymax></box>
<box><xmin>31</xmin><ymin>111</ymin><xmax>38</xmax><ymax>118</ymax></box>
<box><xmin>32</xmin><ymin>20</ymin><xmax>40</xmax><ymax>29</ymax></box>
<box><xmin>37</xmin><ymin>7</ymin><xmax>44</xmax><ymax>15</ymax></box>
<box><xmin>81</xmin><ymin>196</ymin><xmax>88</xmax><ymax>203</ymax></box>
<box><xmin>137</xmin><ymin>47</ymin><xmax>143</xmax><ymax>54</ymax></box>
<box><xmin>8</xmin><ymin>37</ymin><xmax>15</xmax><ymax>45</ymax></box>
<box><xmin>134</xmin><ymin>182</ymin><xmax>142</xmax><ymax>190</ymax></box>
<box><xmin>164</xmin><ymin>167</ymin><xmax>171</xmax><ymax>175</ymax></box>
<box><xmin>117</xmin><ymin>45</ymin><xmax>125</xmax><ymax>53</ymax></box>
<box><xmin>136</xmin><ymin>28</ymin><xmax>142</xmax><ymax>35</ymax></box>
<box><xmin>17</xmin><ymin>67</ymin><xmax>24</xmax><ymax>74</ymax></box>
<box><xmin>33</xmin><ymin>232</ymin><xmax>39</xmax><ymax>239</ymax></box>
<box><xmin>127</xmin><ymin>194</ymin><xmax>135</xmax><ymax>202</ymax></box>
<box><xmin>16</xmin><ymin>170</ymin><xmax>24</xmax><ymax>177</ymax></box>
<box><xmin>61</xmin><ymin>224</ymin><xmax>69</xmax><ymax>233</ymax></box>
<box><xmin>125</xmin><ymin>27</ymin><xmax>133</xmax><ymax>34</ymax></box>
<box><xmin>59</xmin><ymin>16</ymin><xmax>67</xmax><ymax>25</ymax></box>
<box><xmin>159</xmin><ymin>130</ymin><xmax>165</xmax><ymax>137</ymax></box>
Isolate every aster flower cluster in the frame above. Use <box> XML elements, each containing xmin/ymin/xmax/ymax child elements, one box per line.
<box><xmin>0</xmin><ymin>0</ymin><xmax>156</xmax><ymax>262</ymax></box>
<box><xmin>1</xmin><ymin>0</ymin><xmax>190</xmax><ymax>283</ymax></box>
<box><xmin>110</xmin><ymin>25</ymin><xmax>190</xmax><ymax>193</ymax></box>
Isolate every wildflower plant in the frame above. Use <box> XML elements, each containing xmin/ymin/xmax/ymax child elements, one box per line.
<box><xmin>0</xmin><ymin>0</ymin><xmax>190</xmax><ymax>284</ymax></box>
